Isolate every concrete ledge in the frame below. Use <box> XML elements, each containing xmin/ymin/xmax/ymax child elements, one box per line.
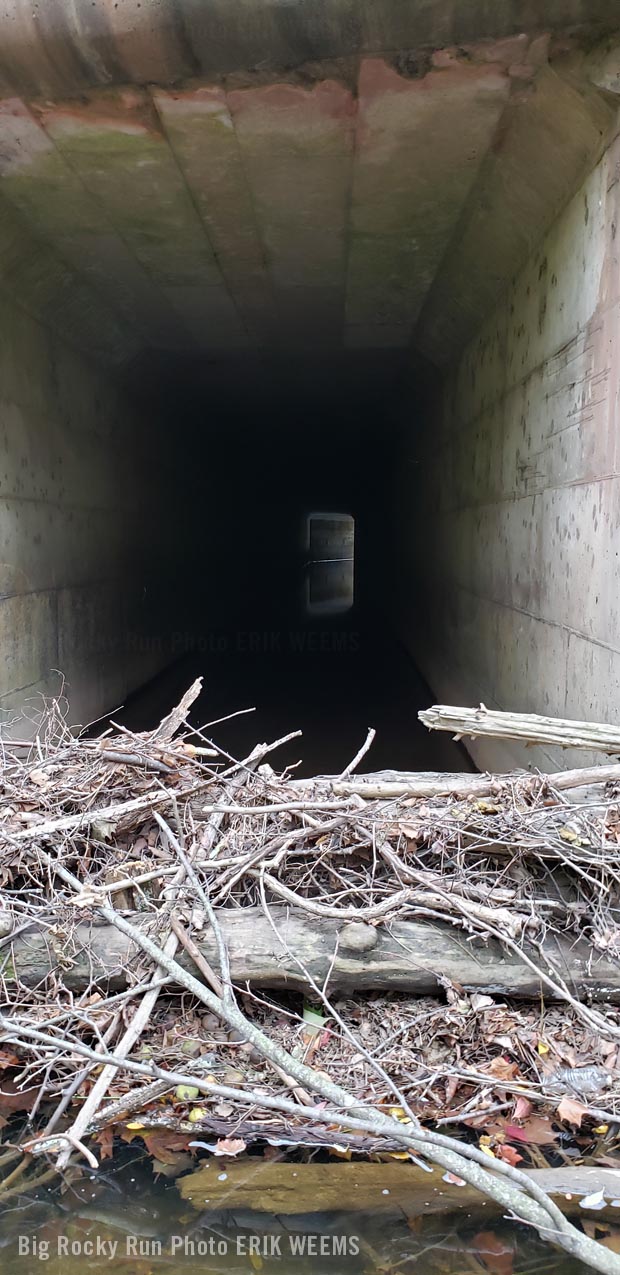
<box><xmin>0</xmin><ymin>1</ymin><xmax>618</xmax><ymax>97</ymax></box>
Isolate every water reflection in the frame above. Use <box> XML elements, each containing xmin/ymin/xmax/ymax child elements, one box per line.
<box><xmin>0</xmin><ymin>1157</ymin><xmax>592</xmax><ymax>1274</ymax></box>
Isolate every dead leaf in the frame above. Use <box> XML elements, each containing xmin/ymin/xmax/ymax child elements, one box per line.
<box><xmin>174</xmin><ymin>1084</ymin><xmax>200</xmax><ymax>1101</ymax></box>
<box><xmin>504</xmin><ymin>1116</ymin><xmax>557</xmax><ymax>1146</ymax></box>
<box><xmin>121</xmin><ymin>1126</ymin><xmax>192</xmax><ymax>1165</ymax></box>
<box><xmin>483</xmin><ymin>1057</ymin><xmax>520</xmax><ymax>1082</ymax></box>
<box><xmin>0</xmin><ymin>1078</ymin><xmax>41</xmax><ymax>1115</ymax></box>
<box><xmin>29</xmin><ymin>769</ymin><xmax>49</xmax><ymax>788</ymax></box>
<box><xmin>560</xmin><ymin>825</ymin><xmax>581</xmax><ymax>842</ymax></box>
<box><xmin>152</xmin><ymin>1152</ymin><xmax>194</xmax><ymax>1179</ymax></box>
<box><xmin>214</xmin><ymin>1137</ymin><xmax>246</xmax><ymax>1157</ymax></box>
<box><xmin>556</xmin><ymin>1094</ymin><xmax>588</xmax><ymax>1128</ymax></box>
<box><xmin>94</xmin><ymin>1126</ymin><xmax>114</xmax><ymax>1160</ymax></box>
<box><xmin>512</xmin><ymin>1096</ymin><xmax>533</xmax><ymax>1121</ymax></box>
<box><xmin>0</xmin><ymin>1051</ymin><xmax>20</xmax><ymax>1070</ymax></box>
<box><xmin>491</xmin><ymin>1036</ymin><xmax>514</xmax><ymax>1051</ymax></box>
<box><xmin>495</xmin><ymin>1144</ymin><xmax>523</xmax><ymax>1167</ymax></box>
<box><xmin>470</xmin><ymin>1231</ymin><xmax>514</xmax><ymax>1275</ymax></box>
<box><xmin>582</xmin><ymin>1220</ymin><xmax>620</xmax><ymax>1252</ymax></box>
<box><xmin>388</xmin><ymin>1106</ymin><xmax>413</xmax><ymax>1124</ymax></box>
<box><xmin>222</xmin><ymin>1068</ymin><xmax>245</xmax><ymax>1085</ymax></box>
<box><xmin>91</xmin><ymin>818</ymin><xmax>115</xmax><ymax>842</ymax></box>
<box><xmin>478</xmin><ymin>1136</ymin><xmax>496</xmax><ymax>1159</ymax></box>
<box><xmin>471</xmin><ymin>994</ymin><xmax>495</xmax><ymax>1012</ymax></box>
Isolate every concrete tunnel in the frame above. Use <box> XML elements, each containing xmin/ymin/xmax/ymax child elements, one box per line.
<box><xmin>1</xmin><ymin>0</ymin><xmax>620</xmax><ymax>777</ymax></box>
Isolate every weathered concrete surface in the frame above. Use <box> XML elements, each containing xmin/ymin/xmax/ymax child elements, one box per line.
<box><xmin>0</xmin><ymin>280</ymin><xmax>174</xmax><ymax>732</ymax></box>
<box><xmin>396</xmin><ymin>123</ymin><xmax>620</xmax><ymax>773</ymax></box>
<box><xmin>347</xmin><ymin>55</ymin><xmax>511</xmax><ymax>347</ymax></box>
<box><xmin>0</xmin><ymin>1</ymin><xmax>619</xmax><ymax>98</ymax></box>
<box><xmin>414</xmin><ymin>63</ymin><xmax>613</xmax><ymax>364</ymax></box>
<box><xmin>1</xmin><ymin>1</ymin><xmax>620</xmax><ymax>742</ymax></box>
<box><xmin>0</xmin><ymin>19</ymin><xmax>615</xmax><ymax>366</ymax></box>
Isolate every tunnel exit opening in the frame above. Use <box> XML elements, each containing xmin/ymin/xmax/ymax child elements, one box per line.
<box><xmin>305</xmin><ymin>513</ymin><xmax>355</xmax><ymax>616</ymax></box>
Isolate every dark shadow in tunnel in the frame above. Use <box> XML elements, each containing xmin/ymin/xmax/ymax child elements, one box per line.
<box><xmin>109</xmin><ymin>350</ymin><xmax>471</xmax><ymax>776</ymax></box>
<box><xmin>113</xmin><ymin>610</ymin><xmax>471</xmax><ymax>777</ymax></box>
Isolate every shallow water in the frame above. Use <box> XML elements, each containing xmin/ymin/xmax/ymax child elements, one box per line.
<box><xmin>111</xmin><ymin>610</ymin><xmax>470</xmax><ymax>778</ymax></box>
<box><xmin>0</xmin><ymin>1156</ymin><xmax>593</xmax><ymax>1275</ymax></box>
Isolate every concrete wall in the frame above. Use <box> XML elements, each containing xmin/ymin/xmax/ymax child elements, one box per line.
<box><xmin>396</xmin><ymin>113</ymin><xmax>620</xmax><ymax>773</ymax></box>
<box><xmin>0</xmin><ymin>289</ymin><xmax>170</xmax><ymax>734</ymax></box>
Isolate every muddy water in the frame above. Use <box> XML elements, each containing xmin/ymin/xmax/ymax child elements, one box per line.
<box><xmin>0</xmin><ymin>1158</ymin><xmax>590</xmax><ymax>1274</ymax></box>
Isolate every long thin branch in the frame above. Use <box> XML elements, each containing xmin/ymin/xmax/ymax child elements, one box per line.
<box><xmin>41</xmin><ymin>730</ymin><xmax>307</xmax><ymax>1167</ymax></box>
<box><xmin>334</xmin><ymin>762</ymin><xmax>620</xmax><ymax>799</ymax></box>
<box><xmin>5</xmin><ymin>1014</ymin><xmax>619</xmax><ymax>1274</ymax></box>
<box><xmin>64</xmin><ymin>907</ymin><xmax>617</xmax><ymax>1268</ymax></box>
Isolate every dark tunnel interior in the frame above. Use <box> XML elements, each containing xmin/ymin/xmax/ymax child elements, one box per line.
<box><xmin>107</xmin><ymin>352</ymin><xmax>467</xmax><ymax>777</ymax></box>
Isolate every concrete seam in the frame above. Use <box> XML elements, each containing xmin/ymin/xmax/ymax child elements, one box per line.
<box><xmin>222</xmin><ymin>80</ymin><xmax>283</xmax><ymax>345</ymax></box>
<box><xmin>451</xmin><ymin>582</ymin><xmax>620</xmax><ymax>658</ymax></box>
<box><xmin>0</xmin><ymin>184</ymin><xmax>135</xmax><ymax>365</ymax></box>
<box><xmin>342</xmin><ymin>57</ymin><xmax>360</xmax><ymax>345</ymax></box>
<box><xmin>149</xmin><ymin>87</ymin><xmax>250</xmax><ymax>345</ymax></box>
<box><xmin>29</xmin><ymin>104</ymin><xmax>197</xmax><ymax>357</ymax></box>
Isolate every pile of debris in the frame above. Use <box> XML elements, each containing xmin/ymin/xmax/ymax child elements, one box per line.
<box><xmin>2</xmin><ymin>683</ymin><xmax>620</xmax><ymax>1271</ymax></box>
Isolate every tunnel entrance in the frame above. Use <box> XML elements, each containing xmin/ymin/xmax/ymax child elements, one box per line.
<box><xmin>0</xmin><ymin>6</ymin><xmax>618</xmax><ymax>778</ymax></box>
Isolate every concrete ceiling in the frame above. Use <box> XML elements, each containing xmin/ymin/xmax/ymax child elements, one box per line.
<box><xmin>0</xmin><ymin>1</ymin><xmax>617</xmax><ymax>375</ymax></box>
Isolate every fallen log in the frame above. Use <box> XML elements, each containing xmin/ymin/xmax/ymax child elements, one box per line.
<box><xmin>178</xmin><ymin>1156</ymin><xmax>620</xmax><ymax>1223</ymax></box>
<box><xmin>3</xmin><ymin>906</ymin><xmax>620</xmax><ymax>1001</ymax></box>
<box><xmin>333</xmin><ymin>761</ymin><xmax>620</xmax><ymax>799</ymax></box>
<box><xmin>420</xmin><ymin>705</ymin><xmax>620</xmax><ymax>755</ymax></box>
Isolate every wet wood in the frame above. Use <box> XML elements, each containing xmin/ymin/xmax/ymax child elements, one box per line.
<box><xmin>178</xmin><ymin>1156</ymin><xmax>620</xmax><ymax>1221</ymax></box>
<box><xmin>4</xmin><ymin>906</ymin><xmax>620</xmax><ymax>1000</ymax></box>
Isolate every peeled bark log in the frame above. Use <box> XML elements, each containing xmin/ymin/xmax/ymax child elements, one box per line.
<box><xmin>2</xmin><ymin>906</ymin><xmax>620</xmax><ymax>1001</ymax></box>
<box><xmin>334</xmin><ymin>763</ymin><xmax>620</xmax><ymax>799</ymax></box>
<box><xmin>419</xmin><ymin>705</ymin><xmax>620</xmax><ymax>755</ymax></box>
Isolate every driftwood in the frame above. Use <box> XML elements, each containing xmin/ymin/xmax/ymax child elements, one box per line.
<box><xmin>420</xmin><ymin>705</ymin><xmax>620</xmax><ymax>754</ymax></box>
<box><xmin>333</xmin><ymin>762</ymin><xmax>620</xmax><ymax>799</ymax></box>
<box><xmin>150</xmin><ymin>676</ymin><xmax>203</xmax><ymax>743</ymax></box>
<box><xmin>4</xmin><ymin>906</ymin><xmax>620</xmax><ymax>1001</ymax></box>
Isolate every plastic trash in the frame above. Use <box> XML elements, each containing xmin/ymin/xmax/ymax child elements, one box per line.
<box><xmin>543</xmin><ymin>1065</ymin><xmax>612</xmax><ymax>1099</ymax></box>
